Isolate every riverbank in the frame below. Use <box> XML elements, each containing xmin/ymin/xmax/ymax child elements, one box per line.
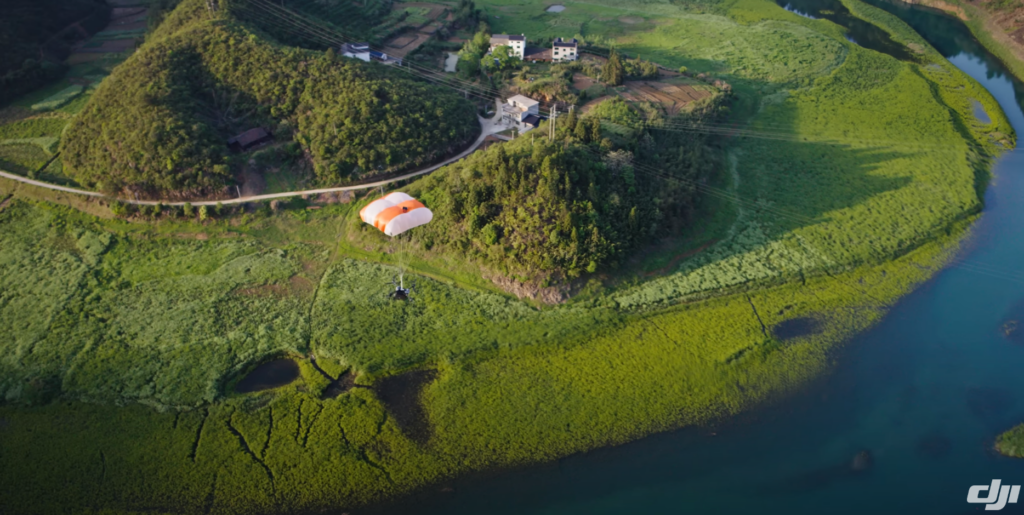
<box><xmin>895</xmin><ymin>0</ymin><xmax>1024</xmax><ymax>81</ymax></box>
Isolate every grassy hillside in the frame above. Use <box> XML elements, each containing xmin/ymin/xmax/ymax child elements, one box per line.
<box><xmin>0</xmin><ymin>0</ymin><xmax>1016</xmax><ymax>513</ymax></box>
<box><xmin>60</xmin><ymin>0</ymin><xmax>478</xmax><ymax>197</ymax></box>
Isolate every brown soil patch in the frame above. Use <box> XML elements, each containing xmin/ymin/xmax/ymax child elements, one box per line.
<box><xmin>233</xmin><ymin>275</ymin><xmax>315</xmax><ymax>298</ymax></box>
<box><xmin>240</xmin><ymin>167</ymin><xmax>265</xmax><ymax>197</ymax></box>
<box><xmin>524</xmin><ymin>47</ymin><xmax>552</xmax><ymax>61</ymax></box>
<box><xmin>382</xmin><ymin>32</ymin><xmax>432</xmax><ymax>57</ymax></box>
<box><xmin>572</xmin><ymin>72</ymin><xmax>596</xmax><ymax>91</ymax></box>
<box><xmin>619</xmin><ymin>16</ymin><xmax>644</xmax><ymax>24</ymax></box>
<box><xmin>581</xmin><ymin>94</ymin><xmax>613</xmax><ymax>113</ymax></box>
<box><xmin>487</xmin><ymin>273</ymin><xmax>570</xmax><ymax>304</ymax></box>
<box><xmin>620</xmin><ymin>80</ymin><xmax>713</xmax><ymax>115</ymax></box>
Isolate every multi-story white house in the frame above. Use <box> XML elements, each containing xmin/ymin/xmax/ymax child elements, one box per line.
<box><xmin>502</xmin><ymin>94</ymin><xmax>541</xmax><ymax>129</ymax></box>
<box><xmin>552</xmin><ymin>37</ymin><xmax>578</xmax><ymax>62</ymax></box>
<box><xmin>489</xmin><ymin>34</ymin><xmax>526</xmax><ymax>59</ymax></box>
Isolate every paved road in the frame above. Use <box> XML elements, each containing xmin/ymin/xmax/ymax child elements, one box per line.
<box><xmin>0</xmin><ymin>116</ymin><xmax>507</xmax><ymax>207</ymax></box>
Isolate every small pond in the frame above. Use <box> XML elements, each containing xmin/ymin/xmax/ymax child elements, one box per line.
<box><xmin>234</xmin><ymin>358</ymin><xmax>300</xmax><ymax>393</ymax></box>
<box><xmin>444</xmin><ymin>52</ymin><xmax>459</xmax><ymax>73</ymax></box>
<box><xmin>546</xmin><ymin>4</ymin><xmax>566</xmax><ymax>12</ymax></box>
<box><xmin>972</xmin><ymin>99</ymin><xmax>992</xmax><ymax>124</ymax></box>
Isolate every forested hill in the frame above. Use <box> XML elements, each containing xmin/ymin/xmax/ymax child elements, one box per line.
<box><xmin>365</xmin><ymin>97</ymin><xmax>725</xmax><ymax>285</ymax></box>
<box><xmin>60</xmin><ymin>0</ymin><xmax>478</xmax><ymax>198</ymax></box>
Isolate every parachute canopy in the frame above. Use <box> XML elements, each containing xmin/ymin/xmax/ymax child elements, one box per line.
<box><xmin>359</xmin><ymin>192</ymin><xmax>433</xmax><ymax>237</ymax></box>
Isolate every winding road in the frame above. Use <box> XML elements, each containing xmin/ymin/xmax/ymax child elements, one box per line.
<box><xmin>0</xmin><ymin>115</ymin><xmax>507</xmax><ymax>207</ymax></box>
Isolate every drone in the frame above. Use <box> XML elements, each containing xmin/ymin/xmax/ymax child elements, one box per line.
<box><xmin>387</xmin><ymin>275</ymin><xmax>415</xmax><ymax>302</ymax></box>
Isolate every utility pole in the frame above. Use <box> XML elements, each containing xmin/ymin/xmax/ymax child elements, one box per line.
<box><xmin>550</xmin><ymin>105</ymin><xmax>557</xmax><ymax>140</ymax></box>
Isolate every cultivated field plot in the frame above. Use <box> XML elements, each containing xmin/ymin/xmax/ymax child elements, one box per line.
<box><xmin>380</xmin><ymin>3</ymin><xmax>450</xmax><ymax>57</ymax></box>
<box><xmin>72</xmin><ymin>7</ymin><xmax>148</xmax><ymax>54</ymax></box>
<box><xmin>619</xmin><ymin>79</ymin><xmax>714</xmax><ymax>114</ymax></box>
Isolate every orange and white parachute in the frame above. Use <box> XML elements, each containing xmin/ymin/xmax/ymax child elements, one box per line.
<box><xmin>359</xmin><ymin>192</ymin><xmax>433</xmax><ymax>237</ymax></box>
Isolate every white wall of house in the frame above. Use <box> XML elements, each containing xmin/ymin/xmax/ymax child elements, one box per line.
<box><xmin>552</xmin><ymin>38</ymin><xmax>578</xmax><ymax>62</ymax></box>
<box><xmin>343</xmin><ymin>51</ymin><xmax>371</xmax><ymax>62</ymax></box>
<box><xmin>489</xmin><ymin>35</ymin><xmax>526</xmax><ymax>59</ymax></box>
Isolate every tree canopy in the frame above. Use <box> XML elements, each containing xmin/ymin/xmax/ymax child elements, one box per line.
<box><xmin>391</xmin><ymin>96</ymin><xmax>725</xmax><ymax>280</ymax></box>
<box><xmin>601</xmin><ymin>49</ymin><xmax>625</xmax><ymax>86</ymax></box>
<box><xmin>60</xmin><ymin>0</ymin><xmax>478</xmax><ymax>197</ymax></box>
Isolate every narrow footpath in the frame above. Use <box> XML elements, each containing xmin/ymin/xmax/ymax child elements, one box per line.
<box><xmin>0</xmin><ymin>115</ymin><xmax>505</xmax><ymax>207</ymax></box>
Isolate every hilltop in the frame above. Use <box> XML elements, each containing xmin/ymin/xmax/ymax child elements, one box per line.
<box><xmin>59</xmin><ymin>0</ymin><xmax>478</xmax><ymax>197</ymax></box>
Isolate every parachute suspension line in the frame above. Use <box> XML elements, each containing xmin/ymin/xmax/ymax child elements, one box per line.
<box><xmin>359</xmin><ymin>191</ymin><xmax>433</xmax><ymax>301</ymax></box>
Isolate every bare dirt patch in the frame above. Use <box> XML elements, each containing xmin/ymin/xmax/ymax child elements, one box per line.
<box><xmin>619</xmin><ymin>80</ymin><xmax>713</xmax><ymax>115</ymax></box>
<box><xmin>240</xmin><ymin>167</ymin><xmax>265</xmax><ymax>197</ymax></box>
<box><xmin>619</xmin><ymin>16</ymin><xmax>643</xmax><ymax>24</ymax></box>
<box><xmin>487</xmin><ymin>273</ymin><xmax>570</xmax><ymax>304</ymax></box>
<box><xmin>572</xmin><ymin>72</ymin><xmax>596</xmax><ymax>91</ymax></box>
<box><xmin>382</xmin><ymin>31</ymin><xmax>433</xmax><ymax>57</ymax></box>
<box><xmin>233</xmin><ymin>275</ymin><xmax>315</xmax><ymax>298</ymax></box>
<box><xmin>581</xmin><ymin>94</ymin><xmax>614</xmax><ymax>113</ymax></box>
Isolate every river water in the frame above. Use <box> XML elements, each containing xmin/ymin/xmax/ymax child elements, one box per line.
<box><xmin>361</xmin><ymin>3</ymin><xmax>1024</xmax><ymax>514</ymax></box>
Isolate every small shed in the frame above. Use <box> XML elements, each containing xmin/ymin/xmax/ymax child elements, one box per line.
<box><xmin>228</xmin><ymin>128</ymin><xmax>273</xmax><ymax>152</ymax></box>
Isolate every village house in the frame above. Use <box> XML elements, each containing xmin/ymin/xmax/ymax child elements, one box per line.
<box><xmin>502</xmin><ymin>94</ymin><xmax>542</xmax><ymax>130</ymax></box>
<box><xmin>552</xmin><ymin>37</ymin><xmax>578</xmax><ymax>62</ymax></box>
<box><xmin>340</xmin><ymin>42</ymin><xmax>402</xmax><ymax>65</ymax></box>
<box><xmin>489</xmin><ymin>34</ymin><xmax>526</xmax><ymax>59</ymax></box>
<box><xmin>227</xmin><ymin>127</ymin><xmax>273</xmax><ymax>153</ymax></box>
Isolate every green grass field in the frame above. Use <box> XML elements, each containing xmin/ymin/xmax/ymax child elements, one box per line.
<box><xmin>0</xmin><ymin>0</ymin><xmax>1017</xmax><ymax>512</ymax></box>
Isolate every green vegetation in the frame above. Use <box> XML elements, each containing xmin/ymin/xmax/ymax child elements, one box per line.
<box><xmin>0</xmin><ymin>0</ymin><xmax>109</xmax><ymax>105</ymax></box>
<box><xmin>232</xmin><ymin>0</ymin><xmax>390</xmax><ymax>46</ymax></box>
<box><xmin>29</xmin><ymin>84</ymin><xmax>83</xmax><ymax>112</ymax></box>
<box><xmin>996</xmin><ymin>424</ymin><xmax>1024</xmax><ymax>458</ymax></box>
<box><xmin>601</xmin><ymin>48</ymin><xmax>625</xmax><ymax>85</ymax></box>
<box><xmin>60</xmin><ymin>0</ymin><xmax>478</xmax><ymax>196</ymax></box>
<box><xmin>0</xmin><ymin>192</ymin><xmax>966</xmax><ymax>514</ymax></box>
<box><xmin>0</xmin><ymin>0</ymin><xmax>1019</xmax><ymax>513</ymax></box>
<box><xmin>456</xmin><ymin>28</ymin><xmax>492</xmax><ymax>79</ymax></box>
<box><xmin>0</xmin><ymin>143</ymin><xmax>51</xmax><ymax>175</ymax></box>
<box><xmin>339</xmin><ymin>94</ymin><xmax>724</xmax><ymax>282</ymax></box>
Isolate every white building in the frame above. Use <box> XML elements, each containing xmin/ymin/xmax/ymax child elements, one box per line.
<box><xmin>552</xmin><ymin>37</ymin><xmax>578</xmax><ymax>62</ymax></box>
<box><xmin>489</xmin><ymin>34</ymin><xmax>526</xmax><ymax>59</ymax></box>
<box><xmin>340</xmin><ymin>42</ymin><xmax>402</xmax><ymax>65</ymax></box>
<box><xmin>502</xmin><ymin>94</ymin><xmax>541</xmax><ymax>129</ymax></box>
